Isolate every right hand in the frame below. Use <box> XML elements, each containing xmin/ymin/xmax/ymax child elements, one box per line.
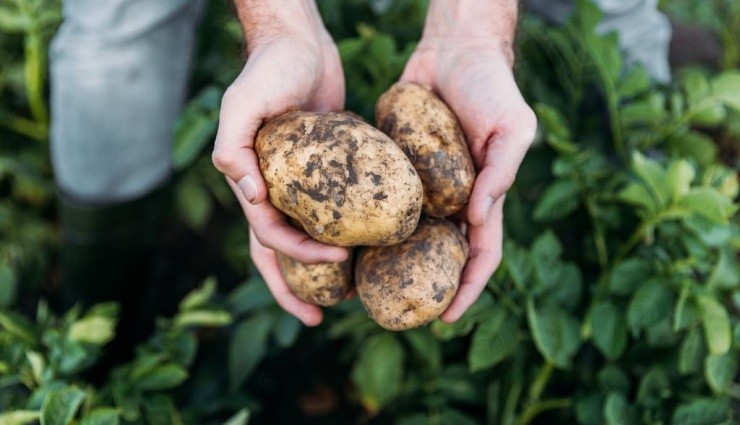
<box><xmin>212</xmin><ymin>32</ymin><xmax>349</xmax><ymax>326</ymax></box>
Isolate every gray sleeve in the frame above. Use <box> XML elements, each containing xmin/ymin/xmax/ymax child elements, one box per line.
<box><xmin>525</xmin><ymin>0</ymin><xmax>672</xmax><ymax>83</ymax></box>
<box><xmin>50</xmin><ymin>0</ymin><xmax>205</xmax><ymax>204</ymax></box>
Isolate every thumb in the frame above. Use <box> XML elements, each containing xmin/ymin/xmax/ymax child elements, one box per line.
<box><xmin>212</xmin><ymin>84</ymin><xmax>269</xmax><ymax>204</ymax></box>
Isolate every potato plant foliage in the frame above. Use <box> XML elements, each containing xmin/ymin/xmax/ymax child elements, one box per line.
<box><xmin>1</xmin><ymin>0</ymin><xmax>739</xmax><ymax>424</ymax></box>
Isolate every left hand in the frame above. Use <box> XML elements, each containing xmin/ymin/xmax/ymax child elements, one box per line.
<box><xmin>400</xmin><ymin>38</ymin><xmax>537</xmax><ymax>323</ymax></box>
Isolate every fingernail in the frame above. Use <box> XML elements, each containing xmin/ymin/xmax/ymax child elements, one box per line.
<box><xmin>483</xmin><ymin>196</ymin><xmax>494</xmax><ymax>224</ymax></box>
<box><xmin>238</xmin><ymin>175</ymin><xmax>258</xmax><ymax>203</ymax></box>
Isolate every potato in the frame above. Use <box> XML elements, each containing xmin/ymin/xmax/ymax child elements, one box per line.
<box><xmin>375</xmin><ymin>82</ymin><xmax>476</xmax><ymax>217</ymax></box>
<box><xmin>277</xmin><ymin>250</ymin><xmax>353</xmax><ymax>307</ymax></box>
<box><xmin>355</xmin><ymin>217</ymin><xmax>469</xmax><ymax>330</ymax></box>
<box><xmin>255</xmin><ymin>111</ymin><xmax>423</xmax><ymax>246</ymax></box>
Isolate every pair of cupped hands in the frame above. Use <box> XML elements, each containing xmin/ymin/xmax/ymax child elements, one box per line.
<box><xmin>212</xmin><ymin>27</ymin><xmax>537</xmax><ymax>327</ymax></box>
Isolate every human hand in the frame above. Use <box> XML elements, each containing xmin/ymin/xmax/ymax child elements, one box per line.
<box><xmin>401</xmin><ymin>1</ymin><xmax>537</xmax><ymax>322</ymax></box>
<box><xmin>213</xmin><ymin>2</ymin><xmax>348</xmax><ymax>326</ymax></box>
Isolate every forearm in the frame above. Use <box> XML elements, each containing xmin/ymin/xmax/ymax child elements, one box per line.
<box><xmin>421</xmin><ymin>0</ymin><xmax>518</xmax><ymax>64</ymax></box>
<box><xmin>233</xmin><ymin>0</ymin><xmax>329</xmax><ymax>52</ymax></box>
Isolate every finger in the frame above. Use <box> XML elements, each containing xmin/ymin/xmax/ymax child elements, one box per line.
<box><xmin>440</xmin><ymin>196</ymin><xmax>505</xmax><ymax>323</ymax></box>
<box><xmin>250</xmin><ymin>229</ymin><xmax>323</xmax><ymax>326</ymax></box>
<box><xmin>228</xmin><ymin>178</ymin><xmax>349</xmax><ymax>264</ymax></box>
<box><xmin>467</xmin><ymin>112</ymin><xmax>535</xmax><ymax>227</ymax></box>
<box><xmin>212</xmin><ymin>83</ymin><xmax>269</xmax><ymax>205</ymax></box>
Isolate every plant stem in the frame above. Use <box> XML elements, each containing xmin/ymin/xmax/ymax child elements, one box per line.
<box><xmin>502</xmin><ymin>377</ymin><xmax>524</xmax><ymax>425</ymax></box>
<box><xmin>0</xmin><ymin>115</ymin><xmax>47</xmax><ymax>141</ymax></box>
<box><xmin>584</xmin><ymin>197</ymin><xmax>608</xmax><ymax>270</ymax></box>
<box><xmin>516</xmin><ymin>398</ymin><xmax>572</xmax><ymax>425</ymax></box>
<box><xmin>527</xmin><ymin>362</ymin><xmax>554</xmax><ymax>402</ymax></box>
<box><xmin>25</xmin><ymin>31</ymin><xmax>47</xmax><ymax>122</ymax></box>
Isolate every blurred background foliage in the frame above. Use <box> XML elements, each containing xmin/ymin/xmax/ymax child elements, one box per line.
<box><xmin>0</xmin><ymin>0</ymin><xmax>739</xmax><ymax>424</ymax></box>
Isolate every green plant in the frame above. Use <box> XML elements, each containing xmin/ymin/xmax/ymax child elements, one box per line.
<box><xmin>0</xmin><ymin>0</ymin><xmax>738</xmax><ymax>424</ymax></box>
<box><xmin>320</xmin><ymin>1</ymin><xmax>740</xmax><ymax>424</ymax></box>
<box><xmin>0</xmin><ymin>279</ymin><xmax>252</xmax><ymax>424</ymax></box>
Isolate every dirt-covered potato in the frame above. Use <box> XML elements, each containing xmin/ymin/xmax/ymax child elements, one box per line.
<box><xmin>255</xmin><ymin>111</ymin><xmax>423</xmax><ymax>246</ymax></box>
<box><xmin>277</xmin><ymin>250</ymin><xmax>353</xmax><ymax>307</ymax></box>
<box><xmin>355</xmin><ymin>217</ymin><xmax>469</xmax><ymax>330</ymax></box>
<box><xmin>375</xmin><ymin>82</ymin><xmax>476</xmax><ymax>217</ymax></box>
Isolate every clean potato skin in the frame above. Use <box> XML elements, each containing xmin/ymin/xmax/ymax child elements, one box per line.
<box><xmin>375</xmin><ymin>82</ymin><xmax>476</xmax><ymax>218</ymax></box>
<box><xmin>277</xmin><ymin>250</ymin><xmax>353</xmax><ymax>307</ymax></box>
<box><xmin>355</xmin><ymin>217</ymin><xmax>469</xmax><ymax>331</ymax></box>
<box><xmin>255</xmin><ymin>111</ymin><xmax>423</xmax><ymax>246</ymax></box>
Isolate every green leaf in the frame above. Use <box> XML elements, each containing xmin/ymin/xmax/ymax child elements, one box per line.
<box><xmin>227</xmin><ymin>280</ymin><xmax>275</xmax><ymax>315</ymax></box>
<box><xmin>590</xmin><ymin>301</ymin><xmax>627</xmax><ymax>360</ymax></box>
<box><xmin>626</xmin><ymin>280</ymin><xmax>674</xmax><ymax>334</ymax></box>
<box><xmin>575</xmin><ymin>394</ymin><xmax>603</xmax><ymax>425</ymax></box>
<box><xmin>598</xmin><ymin>366</ymin><xmax>630</xmax><ymax>395</ymax></box>
<box><xmin>704</xmin><ymin>353</ymin><xmax>737</xmax><ymax>394</ymax></box>
<box><xmin>531</xmin><ymin>230</ymin><xmax>562</xmax><ymax>266</ymax></box>
<box><xmin>351</xmin><ymin>334</ymin><xmax>404</xmax><ymax>413</ymax></box>
<box><xmin>26</xmin><ymin>350</ymin><xmax>45</xmax><ymax>383</ymax></box>
<box><xmin>0</xmin><ymin>262</ymin><xmax>17</xmax><ymax>307</ymax></box>
<box><xmin>631</xmin><ymin>152</ymin><xmax>670</xmax><ymax>210</ymax></box>
<box><xmin>679</xmin><ymin>187</ymin><xmax>736</xmax><ymax>223</ymax></box>
<box><xmin>711</xmin><ymin>71</ymin><xmax>740</xmax><ymax>111</ymax></box>
<box><xmin>533</xmin><ymin>180</ymin><xmax>581</xmax><ymax>222</ymax></box>
<box><xmin>674</xmin><ymin>287</ymin><xmax>701</xmax><ymax>331</ymax></box>
<box><xmin>618</xmin><ymin>182</ymin><xmax>659</xmax><ymax>215</ymax></box>
<box><xmin>431</xmin><ymin>291</ymin><xmax>493</xmax><ymax>340</ymax></box>
<box><xmin>0</xmin><ymin>311</ymin><xmax>36</xmax><ymax>345</ymax></box>
<box><xmin>176</xmin><ymin>180</ymin><xmax>212</xmax><ymax>232</ymax></box>
<box><xmin>665</xmin><ymin>159</ymin><xmax>695</xmax><ymax>201</ymax></box>
<box><xmin>222</xmin><ymin>409</ymin><xmax>250</xmax><ymax>425</ymax></box>
<box><xmin>706</xmin><ymin>247</ymin><xmax>740</xmax><ymax>290</ymax></box>
<box><xmin>609</xmin><ymin>258</ymin><xmax>651</xmax><ymax>295</ymax></box>
<box><xmin>403</xmin><ymin>329</ymin><xmax>442</xmax><ymax>372</ymax></box>
<box><xmin>684</xmin><ymin>71</ymin><xmax>710</xmax><ymax>104</ymax></box>
<box><xmin>671</xmin><ymin>398</ymin><xmax>731</xmax><ymax>425</ymax></box>
<box><xmin>667</xmin><ymin>131</ymin><xmax>717</xmax><ymax>165</ymax></box>
<box><xmin>172</xmin><ymin>113</ymin><xmax>217</xmax><ymax>171</ymax></box>
<box><xmin>690</xmin><ymin>104</ymin><xmax>726</xmax><ymax>126</ymax></box>
<box><xmin>68</xmin><ymin>316</ymin><xmax>116</xmax><ymax>345</ymax></box>
<box><xmin>698</xmin><ymin>295</ymin><xmax>731</xmax><ymax>355</ymax></box>
<box><xmin>603</xmin><ymin>392</ymin><xmax>637</xmax><ymax>425</ymax></box>
<box><xmin>0</xmin><ymin>411</ymin><xmax>40</xmax><ymax>425</ymax></box>
<box><xmin>618</xmin><ymin>66</ymin><xmax>651</xmax><ymax>98</ymax></box>
<box><xmin>503</xmin><ymin>241</ymin><xmax>533</xmax><ymax>291</ymax></box>
<box><xmin>40</xmin><ymin>387</ymin><xmax>86</xmax><ymax>425</ymax></box>
<box><xmin>179</xmin><ymin>277</ymin><xmax>217</xmax><ymax>311</ymax></box>
<box><xmin>0</xmin><ymin>7</ymin><xmax>29</xmax><ymax>32</ymax></box>
<box><xmin>469</xmin><ymin>309</ymin><xmax>519</xmax><ymax>371</ymax></box>
<box><xmin>534</xmin><ymin>103</ymin><xmax>576</xmax><ymax>153</ymax></box>
<box><xmin>229</xmin><ymin>313</ymin><xmax>274</xmax><ymax>389</ymax></box>
<box><xmin>526</xmin><ymin>298</ymin><xmax>581</xmax><ymax>368</ymax></box>
<box><xmin>79</xmin><ymin>409</ymin><xmax>120</xmax><ymax>425</ymax></box>
<box><xmin>142</xmin><ymin>395</ymin><xmax>183</xmax><ymax>425</ymax></box>
<box><xmin>338</xmin><ymin>38</ymin><xmax>365</xmax><ymax>61</ymax></box>
<box><xmin>636</xmin><ymin>367</ymin><xmax>670</xmax><ymax>405</ymax></box>
<box><xmin>173</xmin><ymin>309</ymin><xmax>232</xmax><ymax>329</ymax></box>
<box><xmin>621</xmin><ymin>93</ymin><xmax>667</xmax><ymax>125</ymax></box>
<box><xmin>272</xmin><ymin>313</ymin><xmax>301</xmax><ymax>348</ymax></box>
<box><xmin>134</xmin><ymin>364</ymin><xmax>189</xmax><ymax>391</ymax></box>
<box><xmin>679</xmin><ymin>329</ymin><xmax>705</xmax><ymax>375</ymax></box>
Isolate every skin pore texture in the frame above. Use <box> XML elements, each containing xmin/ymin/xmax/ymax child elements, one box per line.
<box><xmin>213</xmin><ymin>0</ymin><xmax>536</xmax><ymax>326</ymax></box>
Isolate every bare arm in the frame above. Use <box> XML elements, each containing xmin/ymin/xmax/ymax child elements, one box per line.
<box><xmin>404</xmin><ymin>0</ymin><xmax>537</xmax><ymax>322</ymax></box>
<box><xmin>213</xmin><ymin>0</ymin><xmax>347</xmax><ymax>326</ymax></box>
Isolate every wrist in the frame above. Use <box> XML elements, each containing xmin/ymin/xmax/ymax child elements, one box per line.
<box><xmin>420</xmin><ymin>0</ymin><xmax>517</xmax><ymax>65</ymax></box>
<box><xmin>235</xmin><ymin>0</ymin><xmax>331</xmax><ymax>53</ymax></box>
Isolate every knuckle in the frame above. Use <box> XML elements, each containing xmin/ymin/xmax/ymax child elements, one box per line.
<box><xmin>211</xmin><ymin>148</ymin><xmax>237</xmax><ymax>174</ymax></box>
